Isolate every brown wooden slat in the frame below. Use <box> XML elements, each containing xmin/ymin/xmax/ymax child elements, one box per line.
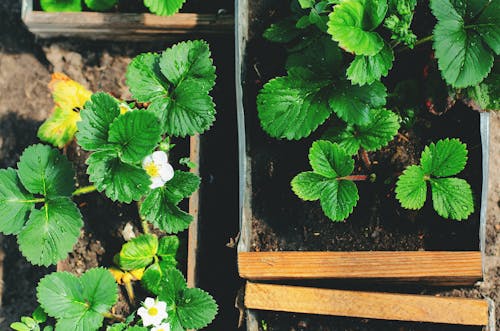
<box><xmin>245</xmin><ymin>282</ymin><xmax>489</xmax><ymax>326</ymax></box>
<box><xmin>22</xmin><ymin>10</ymin><xmax>233</xmax><ymax>40</ymax></box>
<box><xmin>187</xmin><ymin>134</ymin><xmax>200</xmax><ymax>288</ymax></box>
<box><xmin>238</xmin><ymin>251</ymin><xmax>482</xmax><ymax>285</ymax></box>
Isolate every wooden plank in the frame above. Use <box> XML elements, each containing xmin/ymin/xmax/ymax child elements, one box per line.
<box><xmin>187</xmin><ymin>134</ymin><xmax>201</xmax><ymax>288</ymax></box>
<box><xmin>245</xmin><ymin>282</ymin><xmax>490</xmax><ymax>326</ymax></box>
<box><xmin>238</xmin><ymin>251</ymin><xmax>482</xmax><ymax>285</ymax></box>
<box><xmin>22</xmin><ymin>9</ymin><xmax>233</xmax><ymax>40</ymax></box>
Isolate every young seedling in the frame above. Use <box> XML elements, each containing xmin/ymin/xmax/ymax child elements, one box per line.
<box><xmin>396</xmin><ymin>138</ymin><xmax>474</xmax><ymax>221</ymax></box>
<box><xmin>291</xmin><ymin>140</ymin><xmax>368</xmax><ymax>221</ymax></box>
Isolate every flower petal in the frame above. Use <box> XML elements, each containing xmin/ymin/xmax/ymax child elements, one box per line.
<box><xmin>150</xmin><ymin>176</ymin><xmax>166</xmax><ymax>189</ymax></box>
<box><xmin>144</xmin><ymin>297</ymin><xmax>156</xmax><ymax>308</ymax></box>
<box><xmin>142</xmin><ymin>155</ymin><xmax>154</xmax><ymax>168</ymax></box>
<box><xmin>156</xmin><ymin>300</ymin><xmax>167</xmax><ymax>313</ymax></box>
<box><xmin>159</xmin><ymin>163</ymin><xmax>174</xmax><ymax>182</ymax></box>
<box><xmin>152</xmin><ymin>150</ymin><xmax>169</xmax><ymax>164</ymax></box>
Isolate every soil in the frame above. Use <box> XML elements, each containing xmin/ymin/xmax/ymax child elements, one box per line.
<box><xmin>0</xmin><ymin>0</ymin><xmax>241</xmax><ymax>329</ymax></box>
<box><xmin>240</xmin><ymin>0</ymin><xmax>500</xmax><ymax>330</ymax></box>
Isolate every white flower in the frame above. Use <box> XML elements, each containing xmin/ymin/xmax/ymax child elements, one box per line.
<box><xmin>142</xmin><ymin>151</ymin><xmax>174</xmax><ymax>189</ymax></box>
<box><xmin>137</xmin><ymin>297</ymin><xmax>169</xmax><ymax>327</ymax></box>
<box><xmin>151</xmin><ymin>323</ymin><xmax>171</xmax><ymax>331</ymax></box>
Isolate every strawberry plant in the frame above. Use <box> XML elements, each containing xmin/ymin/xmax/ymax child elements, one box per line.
<box><xmin>4</xmin><ymin>40</ymin><xmax>218</xmax><ymax>330</ymax></box>
<box><xmin>257</xmin><ymin>0</ymin><xmax>498</xmax><ymax>222</ymax></box>
<box><xmin>39</xmin><ymin>0</ymin><xmax>188</xmax><ymax>16</ymax></box>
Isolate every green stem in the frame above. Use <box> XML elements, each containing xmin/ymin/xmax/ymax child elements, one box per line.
<box><xmin>142</xmin><ymin>219</ymin><xmax>150</xmax><ymax>234</ymax></box>
<box><xmin>72</xmin><ymin>185</ymin><xmax>97</xmax><ymax>196</ymax></box>
<box><xmin>396</xmin><ymin>34</ymin><xmax>433</xmax><ymax>53</ymax></box>
<box><xmin>19</xmin><ymin>198</ymin><xmax>45</xmax><ymax>203</ymax></box>
<box><xmin>102</xmin><ymin>312</ymin><xmax>125</xmax><ymax>322</ymax></box>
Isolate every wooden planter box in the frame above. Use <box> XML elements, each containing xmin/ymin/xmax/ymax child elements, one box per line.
<box><xmin>21</xmin><ymin>0</ymin><xmax>233</xmax><ymax>41</ymax></box>
<box><xmin>235</xmin><ymin>0</ymin><xmax>495</xmax><ymax>329</ymax></box>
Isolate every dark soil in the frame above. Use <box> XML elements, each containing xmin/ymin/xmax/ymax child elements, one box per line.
<box><xmin>240</xmin><ymin>1</ymin><xmax>494</xmax><ymax>330</ymax></box>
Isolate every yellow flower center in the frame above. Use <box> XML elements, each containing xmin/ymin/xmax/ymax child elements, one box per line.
<box><xmin>144</xmin><ymin>162</ymin><xmax>160</xmax><ymax>177</ymax></box>
<box><xmin>148</xmin><ymin>307</ymin><xmax>159</xmax><ymax>316</ymax></box>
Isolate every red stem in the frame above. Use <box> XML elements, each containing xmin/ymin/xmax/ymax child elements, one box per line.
<box><xmin>338</xmin><ymin>175</ymin><xmax>368</xmax><ymax>181</ymax></box>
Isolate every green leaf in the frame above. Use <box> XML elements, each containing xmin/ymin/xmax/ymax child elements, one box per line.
<box><xmin>40</xmin><ymin>0</ymin><xmax>81</xmax><ymax>12</ymax></box>
<box><xmin>0</xmin><ymin>168</ymin><xmax>35</xmax><ymax>235</ymax></box>
<box><xmin>119</xmin><ymin>234</ymin><xmax>158</xmax><ymax>270</ymax></box>
<box><xmin>76</xmin><ymin>92</ymin><xmax>121</xmax><ymax>152</ymax></box>
<box><xmin>126</xmin><ymin>53</ymin><xmax>169</xmax><ymax>103</ymax></box>
<box><xmin>86</xmin><ymin>151</ymin><xmax>150</xmax><ymax>203</ymax></box>
<box><xmin>10</xmin><ymin>322</ymin><xmax>31</xmax><ymax>331</ymax></box>
<box><xmin>144</xmin><ymin>0</ymin><xmax>186</xmax><ymax>16</ymax></box>
<box><xmin>292</xmin><ymin>141</ymin><xmax>359</xmax><ymax>221</ymax></box>
<box><xmin>263</xmin><ymin>17</ymin><xmax>303</xmax><ymax>43</ymax></box>
<box><xmin>140</xmin><ymin>188</ymin><xmax>193</xmax><ymax>234</ymax></box>
<box><xmin>420</xmin><ymin>138</ymin><xmax>467</xmax><ymax>177</ymax></box>
<box><xmin>383</xmin><ymin>0</ymin><xmax>417</xmax><ymax>48</ymax></box>
<box><xmin>309</xmin><ymin>140</ymin><xmax>354</xmax><ymax>178</ymax></box>
<box><xmin>37</xmin><ymin>268</ymin><xmax>118</xmax><ymax>331</ymax></box>
<box><xmin>476</xmin><ymin>0</ymin><xmax>500</xmax><ymax>55</ymax></box>
<box><xmin>327</xmin><ymin>0</ymin><xmax>387</xmax><ymax>56</ymax></box>
<box><xmin>329</xmin><ymin>80</ymin><xmax>387</xmax><ymax>125</ymax></box>
<box><xmin>286</xmin><ymin>35</ymin><xmax>343</xmax><ymax>74</ymax></box>
<box><xmin>430</xmin><ymin>178</ymin><xmax>474</xmax><ymax>220</ymax></box>
<box><xmin>431</xmin><ymin>0</ymin><xmax>495</xmax><ymax>88</ymax></box>
<box><xmin>176</xmin><ymin>288</ymin><xmax>218</xmax><ymax>329</ymax></box>
<box><xmin>141</xmin><ymin>261</ymin><xmax>175</xmax><ymax>295</ymax></box>
<box><xmin>18</xmin><ymin>198</ymin><xmax>82</xmax><ymax>266</ymax></box>
<box><xmin>108</xmin><ymin>111</ymin><xmax>162</xmax><ymax>163</ymax></box>
<box><xmin>160</xmin><ymin>40</ymin><xmax>216</xmax><ymax>88</ymax></box>
<box><xmin>465</xmin><ymin>64</ymin><xmax>500</xmax><ymax>111</ymax></box>
<box><xmin>323</xmin><ymin>108</ymin><xmax>400</xmax><ymax>155</ymax></box>
<box><xmin>38</xmin><ymin>107</ymin><xmax>80</xmax><ymax>148</ymax></box>
<box><xmin>163</xmin><ymin>170</ymin><xmax>200</xmax><ymax>203</ymax></box>
<box><xmin>158</xmin><ymin>235</ymin><xmax>179</xmax><ymax>264</ymax></box>
<box><xmin>257</xmin><ymin>69</ymin><xmax>332</xmax><ymax>140</ymax></box>
<box><xmin>395</xmin><ymin>165</ymin><xmax>427</xmax><ymax>210</ymax></box>
<box><xmin>17</xmin><ymin>144</ymin><xmax>75</xmax><ymax>198</ymax></box>
<box><xmin>32</xmin><ymin>307</ymin><xmax>48</xmax><ymax>324</ymax></box>
<box><xmin>291</xmin><ymin>172</ymin><xmax>330</xmax><ymax>201</ymax></box>
<box><xmin>84</xmin><ymin>0</ymin><xmax>118</xmax><ymax>11</ymax></box>
<box><xmin>148</xmin><ymin>79</ymin><xmax>216</xmax><ymax>137</ymax></box>
<box><xmin>347</xmin><ymin>43</ymin><xmax>394</xmax><ymax>86</ymax></box>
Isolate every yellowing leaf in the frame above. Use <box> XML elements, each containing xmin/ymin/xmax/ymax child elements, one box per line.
<box><xmin>38</xmin><ymin>73</ymin><xmax>92</xmax><ymax>148</ymax></box>
<box><xmin>49</xmin><ymin>72</ymin><xmax>92</xmax><ymax>111</ymax></box>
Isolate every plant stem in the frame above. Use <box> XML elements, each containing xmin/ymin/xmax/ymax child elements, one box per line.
<box><xmin>141</xmin><ymin>219</ymin><xmax>150</xmax><ymax>234</ymax></box>
<box><xmin>359</xmin><ymin>149</ymin><xmax>372</xmax><ymax>168</ymax></box>
<box><xmin>338</xmin><ymin>175</ymin><xmax>369</xmax><ymax>181</ymax></box>
<box><xmin>396</xmin><ymin>34</ymin><xmax>433</xmax><ymax>53</ymax></box>
<box><xmin>102</xmin><ymin>312</ymin><xmax>125</xmax><ymax>322</ymax></box>
<box><xmin>72</xmin><ymin>185</ymin><xmax>97</xmax><ymax>196</ymax></box>
<box><xmin>20</xmin><ymin>198</ymin><xmax>45</xmax><ymax>203</ymax></box>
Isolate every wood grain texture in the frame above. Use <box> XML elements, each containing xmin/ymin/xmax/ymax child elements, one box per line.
<box><xmin>239</xmin><ymin>251</ymin><xmax>483</xmax><ymax>285</ymax></box>
<box><xmin>187</xmin><ymin>134</ymin><xmax>200</xmax><ymax>288</ymax></box>
<box><xmin>245</xmin><ymin>282</ymin><xmax>490</xmax><ymax>326</ymax></box>
<box><xmin>21</xmin><ymin>0</ymin><xmax>233</xmax><ymax>40</ymax></box>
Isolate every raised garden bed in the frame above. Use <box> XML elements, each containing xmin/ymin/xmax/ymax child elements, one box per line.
<box><xmin>235</xmin><ymin>0</ymin><xmax>495</xmax><ymax>330</ymax></box>
<box><xmin>21</xmin><ymin>0</ymin><xmax>234</xmax><ymax>40</ymax></box>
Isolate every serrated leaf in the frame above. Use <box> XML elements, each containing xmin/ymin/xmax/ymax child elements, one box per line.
<box><xmin>476</xmin><ymin>0</ymin><xmax>500</xmax><ymax>55</ymax></box>
<box><xmin>37</xmin><ymin>268</ymin><xmax>118</xmax><ymax>331</ymax></box>
<box><xmin>263</xmin><ymin>17</ymin><xmax>303</xmax><ymax>43</ymax></box>
<box><xmin>108</xmin><ymin>111</ymin><xmax>162</xmax><ymax>163</ymax></box>
<box><xmin>465</xmin><ymin>64</ymin><xmax>500</xmax><ymax>111</ymax></box>
<box><xmin>395</xmin><ymin>165</ymin><xmax>427</xmax><ymax>209</ymax></box>
<box><xmin>144</xmin><ymin>0</ymin><xmax>186</xmax><ymax>16</ymax></box>
<box><xmin>38</xmin><ymin>107</ymin><xmax>81</xmax><ymax>148</ymax></box>
<box><xmin>158</xmin><ymin>235</ymin><xmax>179</xmax><ymax>263</ymax></box>
<box><xmin>420</xmin><ymin>138</ymin><xmax>467</xmax><ymax>177</ymax></box>
<box><xmin>149</xmin><ymin>79</ymin><xmax>216</xmax><ymax>137</ymax></box>
<box><xmin>291</xmin><ymin>172</ymin><xmax>331</xmax><ymax>201</ymax></box>
<box><xmin>257</xmin><ymin>69</ymin><xmax>332</xmax><ymax>140</ymax></box>
<box><xmin>140</xmin><ymin>187</ymin><xmax>193</xmax><ymax>234</ymax></box>
<box><xmin>40</xmin><ymin>0</ymin><xmax>81</xmax><ymax>12</ymax></box>
<box><xmin>176</xmin><ymin>288</ymin><xmax>218</xmax><ymax>329</ymax></box>
<box><xmin>87</xmin><ymin>151</ymin><xmax>150</xmax><ymax>203</ymax></box>
<box><xmin>286</xmin><ymin>35</ymin><xmax>343</xmax><ymax>74</ymax></box>
<box><xmin>430</xmin><ymin>178</ymin><xmax>474</xmax><ymax>220</ymax></box>
<box><xmin>141</xmin><ymin>261</ymin><xmax>175</xmax><ymax>295</ymax></box>
<box><xmin>320</xmin><ymin>180</ymin><xmax>359</xmax><ymax>221</ymax></box>
<box><xmin>347</xmin><ymin>43</ymin><xmax>394</xmax><ymax>86</ymax></box>
<box><xmin>329</xmin><ymin>80</ymin><xmax>387</xmax><ymax>125</ymax></box>
<box><xmin>0</xmin><ymin>168</ymin><xmax>35</xmax><ymax>235</ymax></box>
<box><xmin>17</xmin><ymin>144</ymin><xmax>75</xmax><ymax>198</ymax></box>
<box><xmin>160</xmin><ymin>40</ymin><xmax>216</xmax><ymax>88</ymax></box>
<box><xmin>323</xmin><ymin>108</ymin><xmax>400</xmax><ymax>155</ymax></box>
<box><xmin>33</xmin><ymin>307</ymin><xmax>48</xmax><ymax>323</ymax></box>
<box><xmin>309</xmin><ymin>140</ymin><xmax>354</xmax><ymax>178</ymax></box>
<box><xmin>126</xmin><ymin>53</ymin><xmax>168</xmax><ymax>103</ymax></box>
<box><xmin>18</xmin><ymin>198</ymin><xmax>82</xmax><ymax>266</ymax></box>
<box><xmin>119</xmin><ymin>234</ymin><xmax>158</xmax><ymax>270</ymax></box>
<box><xmin>77</xmin><ymin>92</ymin><xmax>121</xmax><ymax>151</ymax></box>
<box><xmin>431</xmin><ymin>0</ymin><xmax>495</xmax><ymax>88</ymax></box>
<box><xmin>327</xmin><ymin>0</ymin><xmax>387</xmax><ymax>56</ymax></box>
<box><xmin>84</xmin><ymin>0</ymin><xmax>118</xmax><ymax>11</ymax></box>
